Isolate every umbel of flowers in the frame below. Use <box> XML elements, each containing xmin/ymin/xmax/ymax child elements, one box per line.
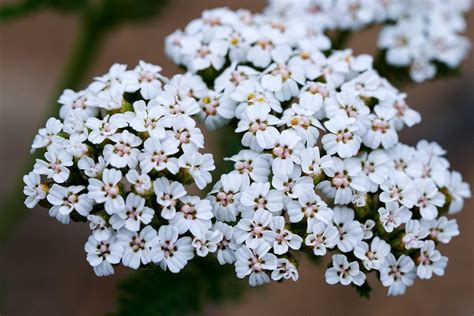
<box><xmin>265</xmin><ymin>0</ymin><xmax>471</xmax><ymax>82</ymax></box>
<box><xmin>24</xmin><ymin>61</ymin><xmax>223</xmax><ymax>276</ymax></box>
<box><xmin>164</xmin><ymin>7</ymin><xmax>470</xmax><ymax>296</ymax></box>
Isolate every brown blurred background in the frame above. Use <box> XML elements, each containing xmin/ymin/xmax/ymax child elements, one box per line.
<box><xmin>0</xmin><ymin>1</ymin><xmax>473</xmax><ymax>315</ymax></box>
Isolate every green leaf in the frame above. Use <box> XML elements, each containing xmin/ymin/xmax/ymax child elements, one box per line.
<box><xmin>115</xmin><ymin>258</ymin><xmax>245</xmax><ymax>316</ymax></box>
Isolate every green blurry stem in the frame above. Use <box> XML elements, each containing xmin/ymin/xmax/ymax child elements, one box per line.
<box><xmin>0</xmin><ymin>3</ymin><xmax>107</xmax><ymax>245</ymax></box>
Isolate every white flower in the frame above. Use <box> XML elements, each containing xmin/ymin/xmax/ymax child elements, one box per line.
<box><xmin>155</xmin><ymin>85</ymin><xmax>200</xmax><ymax>117</ymax></box>
<box><xmin>225</xmin><ymin>150</ymin><xmax>271</xmax><ymax>183</ymax></box>
<box><xmin>423</xmin><ymin>217</ymin><xmax>459</xmax><ymax>244</ymax></box>
<box><xmin>85</xmin><ymin>234</ymin><xmax>123</xmax><ymax>276</ymax></box>
<box><xmin>181</xmin><ymin>35</ymin><xmax>228</xmax><ymax>72</ymax></box>
<box><xmin>359</xmin><ymin>150</ymin><xmax>390</xmax><ymax>192</ymax></box>
<box><xmin>271</xmin><ymin>258</ymin><xmax>299</xmax><ymax>282</ymax></box>
<box><xmin>151</xmin><ymin>225</ymin><xmax>194</xmax><ymax>273</ymax></box>
<box><xmin>23</xmin><ymin>171</ymin><xmax>48</xmax><ymax>208</ymax></box>
<box><xmin>332</xmin><ymin>206</ymin><xmax>364</xmax><ymax>252</ymax></box>
<box><xmin>271</xmin><ymin>167</ymin><xmax>313</xmax><ymax>199</ymax></box>
<box><xmin>416</xmin><ymin>240</ymin><xmax>448</xmax><ymax>279</ymax></box>
<box><xmin>234</xmin><ymin>240</ymin><xmax>278</xmax><ymax>286</ymax></box>
<box><xmin>240</xmin><ymin>182</ymin><xmax>284</xmax><ymax>215</ymax></box>
<box><xmin>178</xmin><ymin>150</ymin><xmax>215</xmax><ymax>189</ymax></box>
<box><xmin>125</xmin><ymin>170</ymin><xmax>152</xmax><ymax>196</ymax></box>
<box><xmin>170</xmin><ymin>196</ymin><xmax>213</xmax><ymax>237</ymax></box>
<box><xmin>110</xmin><ymin>193</ymin><xmax>154</xmax><ymax>231</ymax></box>
<box><xmin>299</xmin><ymin>147</ymin><xmax>333</xmax><ymax>179</ymax></box>
<box><xmin>402</xmin><ymin>220</ymin><xmax>429</xmax><ymax>249</ymax></box>
<box><xmin>31</xmin><ymin>118</ymin><xmax>64</xmax><ymax>152</ymax></box>
<box><xmin>78</xmin><ymin>156</ymin><xmax>106</xmax><ymax>178</ymax></box>
<box><xmin>325</xmin><ymin>254</ymin><xmax>366</xmax><ymax>286</ymax></box>
<box><xmin>153</xmin><ymin>178</ymin><xmax>187</xmax><ymax>220</ymax></box>
<box><xmin>305</xmin><ymin>222</ymin><xmax>338</xmax><ymax>256</ymax></box>
<box><xmin>363</xmin><ymin>106</ymin><xmax>398</xmax><ymax>149</ymax></box>
<box><xmin>379</xmin><ymin>173</ymin><xmax>417</xmax><ymax>208</ymax></box>
<box><xmin>129</xmin><ymin>100</ymin><xmax>170</xmax><ymax>139</ymax></box>
<box><xmin>104</xmin><ymin>130</ymin><xmax>142</xmax><ymax>169</ymax></box>
<box><xmin>34</xmin><ymin>150</ymin><xmax>73</xmax><ymax>184</ymax></box>
<box><xmin>413</xmin><ymin>178</ymin><xmax>445</xmax><ymax>220</ymax></box>
<box><xmin>354</xmin><ymin>237</ymin><xmax>391</xmax><ymax>270</ymax></box>
<box><xmin>139</xmin><ymin>137</ymin><xmax>179</xmax><ymax>174</ymax></box>
<box><xmin>380</xmin><ymin>254</ymin><xmax>416</xmax><ymax>296</ymax></box>
<box><xmin>234</xmin><ymin>209</ymin><xmax>273</xmax><ymax>248</ymax></box>
<box><xmin>247</xmin><ymin>25</ymin><xmax>292</xmax><ymax>68</ymax></box>
<box><xmin>198</xmin><ymin>91</ymin><xmax>236</xmax><ymax>130</ymax></box>
<box><xmin>126</xmin><ymin>60</ymin><xmax>167</xmax><ymax>99</ymax></box>
<box><xmin>209</xmin><ymin>173</ymin><xmax>246</xmax><ymax>222</ymax></box>
<box><xmin>47</xmin><ymin>184</ymin><xmax>93</xmax><ymax>216</ymax></box>
<box><xmin>322</xmin><ymin>115</ymin><xmax>361</xmax><ymax>158</ymax></box>
<box><xmin>262</xmin><ymin>216</ymin><xmax>303</xmax><ymax>255</ymax></box>
<box><xmin>86</xmin><ymin>114</ymin><xmax>129</xmax><ymax>144</ymax></box>
<box><xmin>213</xmin><ymin>222</ymin><xmax>237</xmax><ymax>265</ymax></box>
<box><xmin>287</xmin><ymin>192</ymin><xmax>333</xmax><ymax>231</ymax></box>
<box><xmin>118</xmin><ymin>225</ymin><xmax>159</xmax><ymax>269</ymax></box>
<box><xmin>236</xmin><ymin>103</ymin><xmax>281</xmax><ymax>151</ymax></box>
<box><xmin>87</xmin><ymin>168</ymin><xmax>125</xmax><ymax>215</ymax></box>
<box><xmin>88</xmin><ymin>214</ymin><xmax>113</xmax><ymax>241</ymax></box>
<box><xmin>317</xmin><ymin>157</ymin><xmax>367</xmax><ymax>205</ymax></box>
<box><xmin>192</xmin><ymin>230</ymin><xmax>223</xmax><ymax>257</ymax></box>
<box><xmin>214</xmin><ymin>63</ymin><xmax>259</xmax><ymax>93</ymax></box>
<box><xmin>167</xmin><ymin>116</ymin><xmax>204</xmax><ymax>151</ymax></box>
<box><xmin>231</xmin><ymin>80</ymin><xmax>282</xmax><ymax>117</ymax></box>
<box><xmin>378</xmin><ymin>202</ymin><xmax>411</xmax><ymax>233</ymax></box>
<box><xmin>58</xmin><ymin>89</ymin><xmax>97</xmax><ymax>120</ymax></box>
<box><xmin>446</xmin><ymin>171</ymin><xmax>471</xmax><ymax>214</ymax></box>
<box><xmin>270</xmin><ymin>130</ymin><xmax>302</xmax><ymax>176</ymax></box>
<box><xmin>261</xmin><ymin>62</ymin><xmax>305</xmax><ymax>101</ymax></box>
<box><xmin>281</xmin><ymin>108</ymin><xmax>321</xmax><ymax>147</ymax></box>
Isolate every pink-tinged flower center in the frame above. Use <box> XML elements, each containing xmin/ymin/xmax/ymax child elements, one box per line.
<box><xmin>181</xmin><ymin>204</ymin><xmax>196</xmax><ymax>219</ymax></box>
<box><xmin>197</xmin><ymin>46</ymin><xmax>211</xmax><ymax>58</ymax></box>
<box><xmin>177</xmin><ymin>130</ymin><xmax>190</xmax><ymax>143</ymax></box>
<box><xmin>72</xmin><ymin>97</ymin><xmax>87</xmax><ymax>109</ymax></box>
<box><xmin>67</xmin><ymin>194</ymin><xmax>78</xmax><ymax>205</ymax></box>
<box><xmin>152</xmin><ymin>151</ymin><xmax>168</xmax><ymax>164</ymax></box>
<box><xmin>251</xmin><ymin>256</ymin><xmax>264</xmax><ymax>271</ymax></box>
<box><xmin>255</xmin><ymin>197</ymin><xmax>267</xmax><ymax>209</ymax></box>
<box><xmin>140</xmin><ymin>71</ymin><xmax>155</xmax><ymax>82</ymax></box>
<box><xmin>144</xmin><ymin>118</ymin><xmax>157</xmax><ymax>129</ymax></box>
<box><xmin>394</xmin><ymin>101</ymin><xmax>407</xmax><ymax>116</ymax></box>
<box><xmin>131</xmin><ymin>236</ymin><xmax>145</xmax><ymax>251</ymax></box>
<box><xmin>304</xmin><ymin>203</ymin><xmax>318</xmax><ymax>218</ymax></box>
<box><xmin>104</xmin><ymin>184</ymin><xmax>119</xmax><ymax>198</ymax></box>
<box><xmin>336</xmin><ymin>129</ymin><xmax>353</xmax><ymax>143</ymax></box>
<box><xmin>230</xmin><ymin>71</ymin><xmax>248</xmax><ymax>85</ymax></box>
<box><xmin>272</xmin><ymin>65</ymin><xmax>291</xmax><ymax>81</ymax></box>
<box><xmin>98</xmin><ymin>243</ymin><xmax>109</xmax><ymax>254</ymax></box>
<box><xmin>114</xmin><ymin>142</ymin><xmax>132</xmax><ymax>157</ymax></box>
<box><xmin>332</xmin><ymin>172</ymin><xmax>350</xmax><ymax>188</ymax></box>
<box><xmin>390</xmin><ymin>267</ymin><xmax>403</xmax><ymax>279</ymax></box>
<box><xmin>363</xmin><ymin>161</ymin><xmax>375</xmax><ymax>174</ymax></box>
<box><xmin>161</xmin><ymin>241</ymin><xmax>176</xmax><ymax>257</ymax></box>
<box><xmin>251</xmin><ymin>223</ymin><xmax>265</xmax><ymax>237</ymax></box>
<box><xmin>127</xmin><ymin>207</ymin><xmax>142</xmax><ymax>219</ymax></box>
<box><xmin>273</xmin><ymin>144</ymin><xmax>292</xmax><ymax>159</ymax></box>
<box><xmin>345</xmin><ymin>106</ymin><xmax>358</xmax><ymax>118</ymax></box>
<box><xmin>236</xmin><ymin>161</ymin><xmax>253</xmax><ymax>174</ymax></box>
<box><xmin>217</xmin><ymin>191</ymin><xmax>234</xmax><ymax>206</ymax></box>
<box><xmin>372</xmin><ymin>118</ymin><xmax>390</xmax><ymax>133</ymax></box>
<box><xmin>249</xmin><ymin>120</ymin><xmax>268</xmax><ymax>133</ymax></box>
<box><xmin>257</xmin><ymin>38</ymin><xmax>273</xmax><ymax>50</ymax></box>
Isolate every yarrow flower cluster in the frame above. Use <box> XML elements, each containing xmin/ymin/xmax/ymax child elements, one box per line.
<box><xmin>23</xmin><ymin>61</ymin><xmax>227</xmax><ymax>276</ymax></box>
<box><xmin>24</xmin><ymin>4</ymin><xmax>471</xmax><ymax>298</ymax></box>
<box><xmin>164</xmin><ymin>7</ymin><xmax>471</xmax><ymax>295</ymax></box>
<box><xmin>265</xmin><ymin>0</ymin><xmax>472</xmax><ymax>82</ymax></box>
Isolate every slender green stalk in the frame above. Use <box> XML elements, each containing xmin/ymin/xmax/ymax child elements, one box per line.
<box><xmin>0</xmin><ymin>3</ymin><xmax>106</xmax><ymax>244</ymax></box>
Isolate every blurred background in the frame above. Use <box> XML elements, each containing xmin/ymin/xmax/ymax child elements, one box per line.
<box><xmin>0</xmin><ymin>0</ymin><xmax>473</xmax><ymax>315</ymax></box>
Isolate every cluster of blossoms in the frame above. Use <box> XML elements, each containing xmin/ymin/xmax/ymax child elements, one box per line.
<box><xmin>265</xmin><ymin>0</ymin><xmax>472</xmax><ymax>82</ymax></box>
<box><xmin>23</xmin><ymin>61</ymin><xmax>232</xmax><ymax>276</ymax></box>
<box><xmin>164</xmin><ymin>7</ymin><xmax>471</xmax><ymax>295</ymax></box>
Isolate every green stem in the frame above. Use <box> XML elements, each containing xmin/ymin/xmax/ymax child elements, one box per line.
<box><xmin>331</xmin><ymin>30</ymin><xmax>351</xmax><ymax>50</ymax></box>
<box><xmin>0</xmin><ymin>3</ymin><xmax>107</xmax><ymax>245</ymax></box>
